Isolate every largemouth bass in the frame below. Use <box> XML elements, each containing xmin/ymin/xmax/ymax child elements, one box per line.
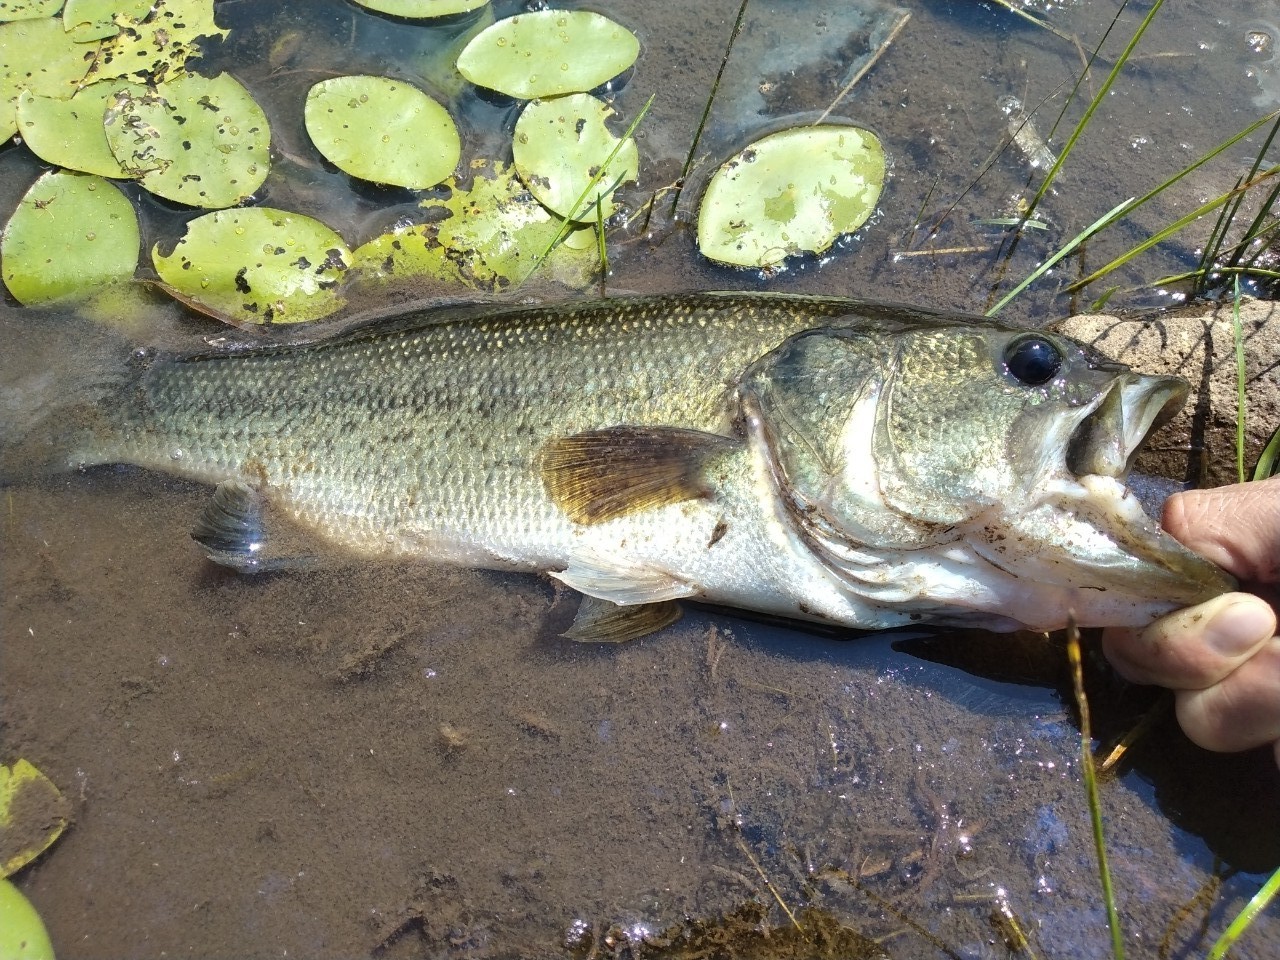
<box><xmin>2</xmin><ymin>292</ymin><xmax>1233</xmax><ymax>637</ymax></box>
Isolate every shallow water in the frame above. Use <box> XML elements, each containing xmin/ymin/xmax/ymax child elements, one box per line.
<box><xmin>3</xmin><ymin>1</ymin><xmax>1280</xmax><ymax>958</ymax></box>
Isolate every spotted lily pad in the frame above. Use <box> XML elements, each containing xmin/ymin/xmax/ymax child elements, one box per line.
<box><xmin>63</xmin><ymin>0</ymin><xmax>154</xmax><ymax>42</ymax></box>
<box><xmin>1</xmin><ymin>171</ymin><xmax>139</xmax><ymax>304</ymax></box>
<box><xmin>697</xmin><ymin>124</ymin><xmax>885</xmax><ymax>268</ymax></box>
<box><xmin>304</xmin><ymin>75</ymin><xmax>459</xmax><ymax>189</ymax></box>
<box><xmin>512</xmin><ymin>93</ymin><xmax>638</xmax><ymax>221</ymax></box>
<box><xmin>153</xmin><ymin>207</ymin><xmax>351</xmax><ymax>324</ymax></box>
<box><xmin>104</xmin><ymin>71</ymin><xmax>271</xmax><ymax>208</ymax></box>
<box><xmin>16</xmin><ymin>84</ymin><xmax>135</xmax><ymax>178</ymax></box>
<box><xmin>352</xmin><ymin>159</ymin><xmax>596</xmax><ymax>290</ymax></box>
<box><xmin>0</xmin><ymin>759</ymin><xmax>71</xmax><ymax>877</ymax></box>
<box><xmin>457</xmin><ymin>9</ymin><xmax>638</xmax><ymax>99</ymax></box>
<box><xmin>0</xmin><ymin>16</ymin><xmax>98</xmax><ymax>139</ymax></box>
<box><xmin>83</xmin><ymin>0</ymin><xmax>226</xmax><ymax>85</ymax></box>
<box><xmin>0</xmin><ymin>0</ymin><xmax>63</xmax><ymax>23</ymax></box>
<box><xmin>351</xmin><ymin>0</ymin><xmax>489</xmax><ymax>18</ymax></box>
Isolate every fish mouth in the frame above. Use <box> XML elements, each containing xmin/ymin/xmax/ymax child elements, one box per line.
<box><xmin>1065</xmin><ymin>373</ymin><xmax>1187</xmax><ymax>481</ymax></box>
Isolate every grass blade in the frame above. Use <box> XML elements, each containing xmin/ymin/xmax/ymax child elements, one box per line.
<box><xmin>1067</xmin><ymin>166</ymin><xmax>1280</xmax><ymax>291</ymax></box>
<box><xmin>986</xmin><ymin>198</ymin><xmax>1134</xmax><ymax>316</ymax></box>
<box><xmin>1027</xmin><ymin>0</ymin><xmax>1164</xmax><ymax>218</ymax></box>
<box><xmin>1254</xmin><ymin>423</ymin><xmax>1280</xmax><ymax>480</ymax></box>
<box><xmin>1067</xmin><ymin>619</ymin><xmax>1125</xmax><ymax>960</ymax></box>
<box><xmin>1232</xmin><ymin>279</ymin><xmax>1247</xmax><ymax>484</ymax></box>
<box><xmin>668</xmin><ymin>0</ymin><xmax>751</xmax><ymax>218</ymax></box>
<box><xmin>1207</xmin><ymin>866</ymin><xmax>1280</xmax><ymax>959</ymax></box>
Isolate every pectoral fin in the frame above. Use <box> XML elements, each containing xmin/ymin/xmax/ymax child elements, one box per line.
<box><xmin>539</xmin><ymin>426</ymin><xmax>740</xmax><ymax>525</ymax></box>
<box><xmin>563</xmin><ymin>596</ymin><xmax>683</xmax><ymax>643</ymax></box>
<box><xmin>192</xmin><ymin>480</ymin><xmax>313</xmax><ymax>574</ymax></box>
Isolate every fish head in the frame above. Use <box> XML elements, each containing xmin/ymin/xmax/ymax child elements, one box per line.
<box><xmin>741</xmin><ymin>319</ymin><xmax>1235</xmax><ymax>630</ymax></box>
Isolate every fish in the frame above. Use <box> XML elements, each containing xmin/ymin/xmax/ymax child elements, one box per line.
<box><xmin>0</xmin><ymin>291</ymin><xmax>1234</xmax><ymax>639</ymax></box>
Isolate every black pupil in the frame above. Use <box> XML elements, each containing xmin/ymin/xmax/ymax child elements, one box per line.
<box><xmin>1004</xmin><ymin>336</ymin><xmax>1062</xmax><ymax>386</ymax></box>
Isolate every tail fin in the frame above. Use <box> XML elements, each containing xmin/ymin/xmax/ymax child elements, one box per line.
<box><xmin>0</xmin><ymin>304</ymin><xmax>143</xmax><ymax>483</ymax></box>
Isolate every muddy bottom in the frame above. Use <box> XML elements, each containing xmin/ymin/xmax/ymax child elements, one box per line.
<box><xmin>3</xmin><ymin>468</ymin><xmax>1279</xmax><ymax>959</ymax></box>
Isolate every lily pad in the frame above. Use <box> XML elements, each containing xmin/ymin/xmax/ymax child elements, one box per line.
<box><xmin>153</xmin><ymin>207</ymin><xmax>351</xmax><ymax>324</ymax></box>
<box><xmin>512</xmin><ymin>93</ymin><xmax>638</xmax><ymax>221</ymax></box>
<box><xmin>16</xmin><ymin>84</ymin><xmax>135</xmax><ymax>178</ymax></box>
<box><xmin>697</xmin><ymin>124</ymin><xmax>886</xmax><ymax>268</ymax></box>
<box><xmin>0</xmin><ymin>879</ymin><xmax>55</xmax><ymax>960</ymax></box>
<box><xmin>83</xmin><ymin>0</ymin><xmax>226</xmax><ymax>85</ymax></box>
<box><xmin>351</xmin><ymin>0</ymin><xmax>489</xmax><ymax>18</ymax></box>
<box><xmin>1</xmin><ymin>171</ymin><xmax>139</xmax><ymax>304</ymax></box>
<box><xmin>104</xmin><ymin>71</ymin><xmax>271</xmax><ymax>208</ymax></box>
<box><xmin>304</xmin><ymin>75</ymin><xmax>460</xmax><ymax>189</ymax></box>
<box><xmin>352</xmin><ymin>159</ymin><xmax>596</xmax><ymax>290</ymax></box>
<box><xmin>0</xmin><ymin>759</ymin><xmax>71</xmax><ymax>877</ymax></box>
<box><xmin>63</xmin><ymin>0</ymin><xmax>154</xmax><ymax>42</ymax></box>
<box><xmin>0</xmin><ymin>15</ymin><xmax>99</xmax><ymax>139</ymax></box>
<box><xmin>456</xmin><ymin>9</ymin><xmax>638</xmax><ymax>99</ymax></box>
<box><xmin>0</xmin><ymin>0</ymin><xmax>63</xmax><ymax>23</ymax></box>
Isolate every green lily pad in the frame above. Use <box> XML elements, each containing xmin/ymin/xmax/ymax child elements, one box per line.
<box><xmin>16</xmin><ymin>84</ymin><xmax>135</xmax><ymax>178</ymax></box>
<box><xmin>456</xmin><ymin>9</ymin><xmax>638</xmax><ymax>99</ymax></box>
<box><xmin>0</xmin><ymin>759</ymin><xmax>71</xmax><ymax>878</ymax></box>
<box><xmin>512</xmin><ymin>93</ymin><xmax>638</xmax><ymax>221</ymax></box>
<box><xmin>351</xmin><ymin>0</ymin><xmax>489</xmax><ymax>18</ymax></box>
<box><xmin>63</xmin><ymin>0</ymin><xmax>154</xmax><ymax>42</ymax></box>
<box><xmin>0</xmin><ymin>879</ymin><xmax>55</xmax><ymax>960</ymax></box>
<box><xmin>697</xmin><ymin>124</ymin><xmax>886</xmax><ymax>269</ymax></box>
<box><xmin>304</xmin><ymin>75</ymin><xmax>460</xmax><ymax>189</ymax></box>
<box><xmin>352</xmin><ymin>159</ymin><xmax>596</xmax><ymax>290</ymax></box>
<box><xmin>1</xmin><ymin>171</ymin><xmax>139</xmax><ymax>304</ymax></box>
<box><xmin>153</xmin><ymin>207</ymin><xmax>351</xmax><ymax>324</ymax></box>
<box><xmin>0</xmin><ymin>16</ymin><xmax>99</xmax><ymax>139</ymax></box>
<box><xmin>0</xmin><ymin>0</ymin><xmax>63</xmax><ymax>23</ymax></box>
<box><xmin>104</xmin><ymin>71</ymin><xmax>271</xmax><ymax>208</ymax></box>
<box><xmin>83</xmin><ymin>0</ymin><xmax>226</xmax><ymax>85</ymax></box>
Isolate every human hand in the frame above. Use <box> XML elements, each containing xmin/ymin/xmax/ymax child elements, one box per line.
<box><xmin>1102</xmin><ymin>476</ymin><xmax>1280</xmax><ymax>768</ymax></box>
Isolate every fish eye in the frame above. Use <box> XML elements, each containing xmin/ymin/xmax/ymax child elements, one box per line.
<box><xmin>1003</xmin><ymin>335</ymin><xmax>1062</xmax><ymax>386</ymax></box>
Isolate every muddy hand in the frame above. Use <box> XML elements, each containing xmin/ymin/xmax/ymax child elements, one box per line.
<box><xmin>1103</xmin><ymin>476</ymin><xmax>1280</xmax><ymax>768</ymax></box>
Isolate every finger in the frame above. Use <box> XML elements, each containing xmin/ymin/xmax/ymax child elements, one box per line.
<box><xmin>1101</xmin><ymin>593</ymin><xmax>1277</xmax><ymax>690</ymax></box>
<box><xmin>1174</xmin><ymin>636</ymin><xmax>1280</xmax><ymax>753</ymax></box>
<box><xmin>1162</xmin><ymin>477</ymin><xmax>1280</xmax><ymax>584</ymax></box>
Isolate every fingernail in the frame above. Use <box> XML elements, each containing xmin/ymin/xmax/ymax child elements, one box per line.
<box><xmin>1205</xmin><ymin>597</ymin><xmax>1275</xmax><ymax>657</ymax></box>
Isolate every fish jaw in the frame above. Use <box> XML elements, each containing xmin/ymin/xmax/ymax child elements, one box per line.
<box><xmin>965</xmin><ymin>371</ymin><xmax>1236</xmax><ymax>629</ymax></box>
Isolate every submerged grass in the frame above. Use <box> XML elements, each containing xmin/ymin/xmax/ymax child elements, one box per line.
<box><xmin>1066</xmin><ymin>620</ymin><xmax>1126</xmax><ymax>960</ymax></box>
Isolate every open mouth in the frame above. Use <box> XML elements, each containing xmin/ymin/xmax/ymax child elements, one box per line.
<box><xmin>1065</xmin><ymin>373</ymin><xmax>1188</xmax><ymax>481</ymax></box>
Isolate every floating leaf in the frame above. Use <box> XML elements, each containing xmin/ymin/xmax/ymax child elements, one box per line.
<box><xmin>104</xmin><ymin>71</ymin><xmax>271</xmax><ymax>208</ymax></box>
<box><xmin>153</xmin><ymin>207</ymin><xmax>351</xmax><ymax>324</ymax></box>
<box><xmin>304</xmin><ymin>75</ymin><xmax>459</xmax><ymax>189</ymax></box>
<box><xmin>0</xmin><ymin>0</ymin><xmax>63</xmax><ymax>23</ymax></box>
<box><xmin>16</xmin><ymin>84</ymin><xmax>134</xmax><ymax>178</ymax></box>
<box><xmin>1</xmin><ymin>171</ymin><xmax>139</xmax><ymax>304</ymax></box>
<box><xmin>352</xmin><ymin>159</ymin><xmax>596</xmax><ymax>290</ymax></box>
<box><xmin>63</xmin><ymin>0</ymin><xmax>153</xmax><ymax>42</ymax></box>
<box><xmin>456</xmin><ymin>9</ymin><xmax>638</xmax><ymax>99</ymax></box>
<box><xmin>0</xmin><ymin>15</ymin><xmax>98</xmax><ymax>139</ymax></box>
<box><xmin>512</xmin><ymin>93</ymin><xmax>638</xmax><ymax>221</ymax></box>
<box><xmin>697</xmin><ymin>124</ymin><xmax>885</xmax><ymax>268</ymax></box>
<box><xmin>0</xmin><ymin>759</ymin><xmax>71</xmax><ymax>877</ymax></box>
<box><xmin>351</xmin><ymin>0</ymin><xmax>489</xmax><ymax>18</ymax></box>
<box><xmin>0</xmin><ymin>879</ymin><xmax>55</xmax><ymax>960</ymax></box>
<box><xmin>83</xmin><ymin>0</ymin><xmax>227</xmax><ymax>85</ymax></box>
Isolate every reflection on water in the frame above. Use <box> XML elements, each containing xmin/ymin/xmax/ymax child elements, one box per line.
<box><xmin>3</xmin><ymin>1</ymin><xmax>1280</xmax><ymax>958</ymax></box>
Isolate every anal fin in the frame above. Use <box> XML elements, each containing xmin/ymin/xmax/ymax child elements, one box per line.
<box><xmin>539</xmin><ymin>425</ymin><xmax>740</xmax><ymax>525</ymax></box>
<box><xmin>563</xmin><ymin>596</ymin><xmax>683</xmax><ymax>643</ymax></box>
<box><xmin>191</xmin><ymin>480</ymin><xmax>313</xmax><ymax>574</ymax></box>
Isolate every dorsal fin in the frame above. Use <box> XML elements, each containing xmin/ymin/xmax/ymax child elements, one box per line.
<box><xmin>539</xmin><ymin>426</ymin><xmax>740</xmax><ymax>525</ymax></box>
